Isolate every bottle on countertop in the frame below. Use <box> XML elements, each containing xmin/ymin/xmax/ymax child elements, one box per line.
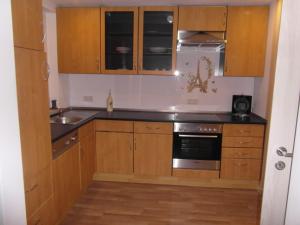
<box><xmin>106</xmin><ymin>89</ymin><xmax>113</xmax><ymax>112</ymax></box>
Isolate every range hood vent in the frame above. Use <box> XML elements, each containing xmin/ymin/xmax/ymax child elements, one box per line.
<box><xmin>178</xmin><ymin>31</ymin><xmax>226</xmax><ymax>46</ymax></box>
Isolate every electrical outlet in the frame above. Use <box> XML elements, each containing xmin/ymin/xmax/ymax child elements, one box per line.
<box><xmin>83</xmin><ymin>96</ymin><xmax>93</xmax><ymax>102</ymax></box>
<box><xmin>187</xmin><ymin>98</ymin><xmax>199</xmax><ymax>105</ymax></box>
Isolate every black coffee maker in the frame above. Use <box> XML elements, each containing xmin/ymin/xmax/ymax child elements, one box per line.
<box><xmin>231</xmin><ymin>95</ymin><xmax>252</xmax><ymax>119</ymax></box>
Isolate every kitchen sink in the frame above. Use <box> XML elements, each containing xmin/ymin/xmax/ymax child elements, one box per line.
<box><xmin>50</xmin><ymin>109</ymin><xmax>99</xmax><ymax>125</ymax></box>
<box><xmin>51</xmin><ymin>116</ymin><xmax>83</xmax><ymax>125</ymax></box>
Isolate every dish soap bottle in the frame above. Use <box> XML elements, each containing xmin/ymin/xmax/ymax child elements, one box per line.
<box><xmin>106</xmin><ymin>89</ymin><xmax>113</xmax><ymax>112</ymax></box>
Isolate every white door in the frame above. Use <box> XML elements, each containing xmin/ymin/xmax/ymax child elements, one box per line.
<box><xmin>260</xmin><ymin>0</ymin><xmax>300</xmax><ymax>224</ymax></box>
<box><xmin>285</xmin><ymin>102</ymin><xmax>300</xmax><ymax>224</ymax></box>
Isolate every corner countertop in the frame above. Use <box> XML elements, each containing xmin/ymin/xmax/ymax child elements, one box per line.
<box><xmin>50</xmin><ymin>108</ymin><xmax>267</xmax><ymax>142</ymax></box>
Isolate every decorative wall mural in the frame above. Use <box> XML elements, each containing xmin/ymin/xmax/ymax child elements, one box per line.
<box><xmin>176</xmin><ymin>45</ymin><xmax>219</xmax><ymax>94</ymax></box>
<box><xmin>185</xmin><ymin>56</ymin><xmax>214</xmax><ymax>93</ymax></box>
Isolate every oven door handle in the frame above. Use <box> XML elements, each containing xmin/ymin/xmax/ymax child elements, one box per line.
<box><xmin>178</xmin><ymin>134</ymin><xmax>219</xmax><ymax>138</ymax></box>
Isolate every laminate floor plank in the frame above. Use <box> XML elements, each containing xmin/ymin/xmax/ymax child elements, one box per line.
<box><xmin>60</xmin><ymin>181</ymin><xmax>261</xmax><ymax>225</ymax></box>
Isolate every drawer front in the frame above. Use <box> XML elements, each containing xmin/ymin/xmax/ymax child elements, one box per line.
<box><xmin>222</xmin><ymin>137</ymin><xmax>264</xmax><ymax>148</ymax></box>
<box><xmin>134</xmin><ymin>122</ymin><xmax>173</xmax><ymax>134</ymax></box>
<box><xmin>79</xmin><ymin>121</ymin><xmax>94</xmax><ymax>139</ymax></box>
<box><xmin>220</xmin><ymin>158</ymin><xmax>261</xmax><ymax>180</ymax></box>
<box><xmin>24</xmin><ymin>165</ymin><xmax>53</xmax><ymax>217</ymax></box>
<box><xmin>222</xmin><ymin>147</ymin><xmax>262</xmax><ymax>159</ymax></box>
<box><xmin>95</xmin><ymin>120</ymin><xmax>133</xmax><ymax>132</ymax></box>
<box><xmin>173</xmin><ymin>168</ymin><xmax>220</xmax><ymax>179</ymax></box>
<box><xmin>223</xmin><ymin>124</ymin><xmax>265</xmax><ymax>137</ymax></box>
<box><xmin>27</xmin><ymin>197</ymin><xmax>55</xmax><ymax>225</ymax></box>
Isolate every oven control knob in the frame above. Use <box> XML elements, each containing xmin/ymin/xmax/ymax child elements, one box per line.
<box><xmin>213</xmin><ymin>128</ymin><xmax>217</xmax><ymax>132</ymax></box>
<box><xmin>208</xmin><ymin>128</ymin><xmax>212</xmax><ymax>132</ymax></box>
<box><xmin>199</xmin><ymin>128</ymin><xmax>202</xmax><ymax>132</ymax></box>
<box><xmin>204</xmin><ymin>128</ymin><xmax>208</xmax><ymax>132</ymax></box>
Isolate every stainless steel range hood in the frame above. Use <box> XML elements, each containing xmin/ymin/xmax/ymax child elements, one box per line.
<box><xmin>177</xmin><ymin>31</ymin><xmax>226</xmax><ymax>76</ymax></box>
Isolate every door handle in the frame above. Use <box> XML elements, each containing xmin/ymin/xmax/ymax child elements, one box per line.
<box><xmin>276</xmin><ymin>146</ymin><xmax>293</xmax><ymax>158</ymax></box>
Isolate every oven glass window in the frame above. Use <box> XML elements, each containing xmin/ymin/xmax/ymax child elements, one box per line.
<box><xmin>173</xmin><ymin>133</ymin><xmax>221</xmax><ymax>160</ymax></box>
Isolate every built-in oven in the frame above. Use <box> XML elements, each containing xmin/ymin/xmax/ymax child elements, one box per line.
<box><xmin>173</xmin><ymin>123</ymin><xmax>223</xmax><ymax>170</ymax></box>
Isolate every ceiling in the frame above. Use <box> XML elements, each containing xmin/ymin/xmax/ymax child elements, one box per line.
<box><xmin>45</xmin><ymin>0</ymin><xmax>273</xmax><ymax>8</ymax></box>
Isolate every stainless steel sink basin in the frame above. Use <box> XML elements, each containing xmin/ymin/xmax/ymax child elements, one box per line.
<box><xmin>51</xmin><ymin>116</ymin><xmax>83</xmax><ymax>125</ymax></box>
<box><xmin>50</xmin><ymin>109</ymin><xmax>99</xmax><ymax>125</ymax></box>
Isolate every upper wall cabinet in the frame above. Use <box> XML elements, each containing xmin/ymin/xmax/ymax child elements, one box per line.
<box><xmin>178</xmin><ymin>6</ymin><xmax>227</xmax><ymax>31</ymax></box>
<box><xmin>101</xmin><ymin>7</ymin><xmax>138</xmax><ymax>74</ymax></box>
<box><xmin>224</xmin><ymin>6</ymin><xmax>269</xmax><ymax>77</ymax></box>
<box><xmin>138</xmin><ymin>6</ymin><xmax>178</xmax><ymax>75</ymax></box>
<box><xmin>11</xmin><ymin>0</ymin><xmax>44</xmax><ymax>50</ymax></box>
<box><xmin>57</xmin><ymin>8</ymin><xmax>101</xmax><ymax>74</ymax></box>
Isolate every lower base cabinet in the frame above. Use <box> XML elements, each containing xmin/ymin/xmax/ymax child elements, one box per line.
<box><xmin>53</xmin><ymin>143</ymin><xmax>81</xmax><ymax>223</ymax></box>
<box><xmin>134</xmin><ymin>133</ymin><xmax>172</xmax><ymax>176</ymax></box>
<box><xmin>220</xmin><ymin>158</ymin><xmax>262</xmax><ymax>180</ymax></box>
<box><xmin>27</xmin><ymin>197</ymin><xmax>55</xmax><ymax>225</ymax></box>
<box><xmin>79</xmin><ymin>122</ymin><xmax>96</xmax><ymax>191</ymax></box>
<box><xmin>96</xmin><ymin>131</ymin><xmax>134</xmax><ymax>174</ymax></box>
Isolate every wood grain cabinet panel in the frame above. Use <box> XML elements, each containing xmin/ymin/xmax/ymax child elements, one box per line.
<box><xmin>27</xmin><ymin>197</ymin><xmax>55</xmax><ymax>225</ymax></box>
<box><xmin>134</xmin><ymin>133</ymin><xmax>172</xmax><ymax>176</ymax></box>
<box><xmin>96</xmin><ymin>120</ymin><xmax>133</xmax><ymax>132</ymax></box>
<box><xmin>11</xmin><ymin>0</ymin><xmax>43</xmax><ymax>50</ymax></box>
<box><xmin>53</xmin><ymin>143</ymin><xmax>81</xmax><ymax>223</ymax></box>
<box><xmin>57</xmin><ymin>8</ymin><xmax>101</xmax><ymax>74</ymax></box>
<box><xmin>96</xmin><ymin>132</ymin><xmax>133</xmax><ymax>174</ymax></box>
<box><xmin>223</xmin><ymin>124</ymin><xmax>265</xmax><ymax>137</ymax></box>
<box><xmin>24</xmin><ymin>166</ymin><xmax>53</xmax><ymax>218</ymax></box>
<box><xmin>178</xmin><ymin>6</ymin><xmax>227</xmax><ymax>31</ymax></box>
<box><xmin>14</xmin><ymin>47</ymin><xmax>52</xmax><ymax>179</ymax></box>
<box><xmin>79</xmin><ymin>122</ymin><xmax>96</xmax><ymax>191</ymax></box>
<box><xmin>224</xmin><ymin>6</ymin><xmax>269</xmax><ymax>77</ymax></box>
<box><xmin>222</xmin><ymin>137</ymin><xmax>264</xmax><ymax>148</ymax></box>
<box><xmin>222</xmin><ymin>147</ymin><xmax>262</xmax><ymax>159</ymax></box>
<box><xmin>134</xmin><ymin>122</ymin><xmax>173</xmax><ymax>134</ymax></box>
<box><xmin>221</xmin><ymin>159</ymin><xmax>262</xmax><ymax>180</ymax></box>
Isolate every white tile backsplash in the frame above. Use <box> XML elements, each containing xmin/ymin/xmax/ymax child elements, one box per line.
<box><xmin>67</xmin><ymin>74</ymin><xmax>254</xmax><ymax>112</ymax></box>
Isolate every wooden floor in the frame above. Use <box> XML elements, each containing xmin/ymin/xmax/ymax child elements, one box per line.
<box><xmin>61</xmin><ymin>181</ymin><xmax>261</xmax><ymax>225</ymax></box>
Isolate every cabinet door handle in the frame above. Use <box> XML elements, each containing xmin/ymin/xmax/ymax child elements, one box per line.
<box><xmin>42</xmin><ymin>60</ymin><xmax>50</xmax><ymax>81</ymax></box>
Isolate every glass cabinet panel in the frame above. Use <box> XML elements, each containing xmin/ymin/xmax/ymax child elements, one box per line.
<box><xmin>101</xmin><ymin>8</ymin><xmax>138</xmax><ymax>74</ymax></box>
<box><xmin>139</xmin><ymin>7</ymin><xmax>178</xmax><ymax>75</ymax></box>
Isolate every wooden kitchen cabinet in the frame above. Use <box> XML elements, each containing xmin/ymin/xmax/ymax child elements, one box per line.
<box><xmin>53</xmin><ymin>143</ymin><xmax>81</xmax><ymax>223</ymax></box>
<box><xmin>134</xmin><ymin>122</ymin><xmax>173</xmax><ymax>176</ymax></box>
<box><xmin>11</xmin><ymin>0</ymin><xmax>44</xmax><ymax>50</ymax></box>
<box><xmin>96</xmin><ymin>132</ymin><xmax>134</xmax><ymax>174</ymax></box>
<box><xmin>138</xmin><ymin>6</ymin><xmax>178</xmax><ymax>75</ymax></box>
<box><xmin>101</xmin><ymin>7</ymin><xmax>138</xmax><ymax>74</ymax></box>
<box><xmin>12</xmin><ymin>0</ymin><xmax>53</xmax><ymax>222</ymax></box>
<box><xmin>14</xmin><ymin>48</ymin><xmax>51</xmax><ymax>179</ymax></box>
<box><xmin>224</xmin><ymin>6</ymin><xmax>269</xmax><ymax>77</ymax></box>
<box><xmin>178</xmin><ymin>6</ymin><xmax>227</xmax><ymax>31</ymax></box>
<box><xmin>57</xmin><ymin>8</ymin><xmax>101</xmax><ymax>74</ymax></box>
<box><xmin>79</xmin><ymin>121</ymin><xmax>96</xmax><ymax>191</ymax></box>
<box><xmin>27</xmin><ymin>197</ymin><xmax>55</xmax><ymax>225</ymax></box>
<box><xmin>221</xmin><ymin>124</ymin><xmax>265</xmax><ymax>180</ymax></box>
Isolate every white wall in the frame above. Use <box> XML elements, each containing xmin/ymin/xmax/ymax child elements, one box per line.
<box><xmin>66</xmin><ymin>74</ymin><xmax>255</xmax><ymax>112</ymax></box>
<box><xmin>0</xmin><ymin>0</ymin><xmax>27</xmax><ymax>224</ymax></box>
<box><xmin>45</xmin><ymin>10</ymin><xmax>70</xmax><ymax>108</ymax></box>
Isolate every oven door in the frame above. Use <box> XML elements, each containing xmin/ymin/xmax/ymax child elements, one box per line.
<box><xmin>173</xmin><ymin>133</ymin><xmax>222</xmax><ymax>170</ymax></box>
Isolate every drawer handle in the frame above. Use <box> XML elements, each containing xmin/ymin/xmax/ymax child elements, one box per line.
<box><xmin>239</xmin><ymin>130</ymin><xmax>250</xmax><ymax>134</ymax></box>
<box><xmin>237</xmin><ymin>162</ymin><xmax>248</xmax><ymax>167</ymax></box>
<box><xmin>25</xmin><ymin>184</ymin><xmax>38</xmax><ymax>193</ymax></box>
<box><xmin>239</xmin><ymin>141</ymin><xmax>251</xmax><ymax>144</ymax></box>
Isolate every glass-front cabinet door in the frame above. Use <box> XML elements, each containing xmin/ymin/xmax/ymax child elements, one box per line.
<box><xmin>101</xmin><ymin>7</ymin><xmax>138</xmax><ymax>74</ymax></box>
<box><xmin>138</xmin><ymin>7</ymin><xmax>178</xmax><ymax>75</ymax></box>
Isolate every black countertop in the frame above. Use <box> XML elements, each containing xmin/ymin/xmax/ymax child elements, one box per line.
<box><xmin>51</xmin><ymin>109</ymin><xmax>267</xmax><ymax>142</ymax></box>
